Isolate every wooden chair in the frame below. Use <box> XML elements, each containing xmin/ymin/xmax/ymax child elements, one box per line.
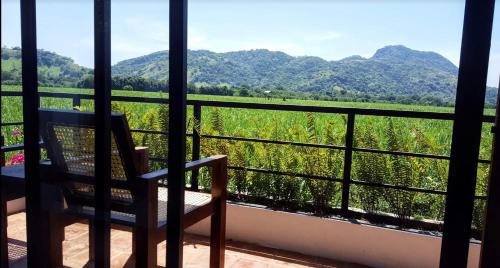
<box><xmin>38</xmin><ymin>108</ymin><xmax>228</xmax><ymax>267</ymax></box>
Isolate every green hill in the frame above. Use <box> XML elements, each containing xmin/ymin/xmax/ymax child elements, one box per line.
<box><xmin>112</xmin><ymin>45</ymin><xmax>465</xmax><ymax>101</ymax></box>
<box><xmin>2</xmin><ymin>45</ymin><xmax>498</xmax><ymax>106</ymax></box>
<box><xmin>1</xmin><ymin>47</ymin><xmax>91</xmax><ymax>87</ymax></box>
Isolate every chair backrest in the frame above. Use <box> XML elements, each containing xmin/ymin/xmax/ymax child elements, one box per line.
<box><xmin>39</xmin><ymin>109</ymin><xmax>140</xmax><ymax>209</ymax></box>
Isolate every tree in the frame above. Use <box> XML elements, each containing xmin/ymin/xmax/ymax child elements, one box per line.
<box><xmin>77</xmin><ymin>74</ymin><xmax>94</xmax><ymax>89</ymax></box>
<box><xmin>239</xmin><ymin>88</ymin><xmax>250</xmax><ymax>97</ymax></box>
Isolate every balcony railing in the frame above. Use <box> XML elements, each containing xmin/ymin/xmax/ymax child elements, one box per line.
<box><xmin>1</xmin><ymin>90</ymin><xmax>495</xmax><ymax>235</ymax></box>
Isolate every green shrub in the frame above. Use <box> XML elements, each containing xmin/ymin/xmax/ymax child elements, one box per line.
<box><xmin>353</xmin><ymin>123</ymin><xmax>387</xmax><ymax>214</ymax></box>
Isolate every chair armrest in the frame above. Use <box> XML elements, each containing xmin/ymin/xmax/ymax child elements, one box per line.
<box><xmin>137</xmin><ymin>168</ymin><xmax>168</xmax><ymax>181</ymax></box>
<box><xmin>207</xmin><ymin>155</ymin><xmax>228</xmax><ymax>199</ymax></box>
<box><xmin>136</xmin><ymin>155</ymin><xmax>228</xmax><ymax>182</ymax></box>
<box><xmin>186</xmin><ymin>155</ymin><xmax>228</xmax><ymax>198</ymax></box>
<box><xmin>185</xmin><ymin>155</ymin><xmax>227</xmax><ymax>171</ymax></box>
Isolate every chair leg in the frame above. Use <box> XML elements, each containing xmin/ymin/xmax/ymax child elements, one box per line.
<box><xmin>134</xmin><ymin>226</ymin><xmax>156</xmax><ymax>267</ymax></box>
<box><xmin>210</xmin><ymin>198</ymin><xmax>226</xmax><ymax>268</ymax></box>
<box><xmin>89</xmin><ymin>219</ymin><xmax>95</xmax><ymax>262</ymax></box>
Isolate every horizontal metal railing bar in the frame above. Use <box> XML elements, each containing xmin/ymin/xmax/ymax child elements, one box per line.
<box><xmin>1</xmin><ymin>124</ymin><xmax>489</xmax><ymax>164</ymax></box>
<box><xmin>131</xmin><ymin>129</ymin><xmax>167</xmax><ymax>135</ymax></box>
<box><xmin>478</xmin><ymin>159</ymin><xmax>492</xmax><ymax>164</ymax></box>
<box><xmin>0</xmin><ymin>141</ymin><xmax>44</xmax><ymax>153</ymax></box>
<box><xmin>0</xmin><ymin>122</ymin><xmax>494</xmax><ymax>164</ymax></box>
<box><xmin>228</xmin><ymin>165</ymin><xmax>344</xmax><ymax>183</ymax></box>
<box><xmin>225</xmin><ymin>166</ymin><xmax>486</xmax><ymax>200</ymax></box>
<box><xmin>148</xmin><ymin>156</ymin><xmax>342</xmax><ymax>182</ymax></box>
<box><xmin>0</xmin><ymin>142</ymin><xmax>488</xmax><ymax>201</ymax></box>
<box><xmin>130</xmin><ymin>130</ymin><xmax>196</xmax><ymax>140</ymax></box>
<box><xmin>1</xmin><ymin>122</ymin><xmax>23</xmax><ymax>127</ymax></box>
<box><xmin>245</xmin><ymin>170</ymin><xmax>490</xmax><ymax>200</ymax></box>
<box><xmin>1</xmin><ymin>91</ymin><xmax>93</xmax><ymax>99</ymax></box>
<box><xmin>232</xmin><ymin>166</ymin><xmax>449</xmax><ymax>195</ymax></box>
<box><xmin>126</xmin><ymin>129</ymin><xmax>493</xmax><ymax>163</ymax></box>
<box><xmin>201</xmin><ymin>134</ymin><xmax>347</xmax><ymax>150</ymax></box>
<box><xmin>148</xmin><ymin>156</ymin><xmax>489</xmax><ymax>200</ymax></box>
<box><xmin>1</xmin><ymin>133</ymin><xmax>491</xmax><ymax>165</ymax></box>
<box><xmin>112</xmin><ymin>95</ymin><xmax>168</xmax><ymax>104</ymax></box>
<box><xmin>1</xmin><ymin>144</ymin><xmax>25</xmax><ymax>152</ymax></box>
<box><xmin>189</xmin><ymin>100</ymin><xmax>482</xmax><ymax>121</ymax></box>
<box><xmin>2</xmin><ymin>90</ymin><xmax>495</xmax><ymax>122</ymax></box>
<box><xmin>353</xmin><ymin>147</ymin><xmax>451</xmax><ymax>160</ymax></box>
<box><xmin>350</xmin><ymin>179</ymin><xmax>447</xmax><ymax>195</ymax></box>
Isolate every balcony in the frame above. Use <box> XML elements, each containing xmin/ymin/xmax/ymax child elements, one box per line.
<box><xmin>1</xmin><ymin>0</ymin><xmax>499</xmax><ymax>267</ymax></box>
<box><xmin>0</xmin><ymin>91</ymin><xmax>494</xmax><ymax>267</ymax></box>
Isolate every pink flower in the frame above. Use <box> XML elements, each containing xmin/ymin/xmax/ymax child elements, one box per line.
<box><xmin>10</xmin><ymin>154</ymin><xmax>25</xmax><ymax>165</ymax></box>
<box><xmin>11</xmin><ymin>128</ymin><xmax>22</xmax><ymax>138</ymax></box>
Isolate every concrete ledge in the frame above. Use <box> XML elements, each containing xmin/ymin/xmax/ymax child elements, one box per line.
<box><xmin>187</xmin><ymin>203</ymin><xmax>481</xmax><ymax>268</ymax></box>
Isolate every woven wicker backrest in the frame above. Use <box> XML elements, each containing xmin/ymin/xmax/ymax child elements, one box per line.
<box><xmin>39</xmin><ymin>109</ymin><xmax>139</xmax><ymax>206</ymax></box>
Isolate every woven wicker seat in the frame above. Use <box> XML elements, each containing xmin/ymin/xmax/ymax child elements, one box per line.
<box><xmin>38</xmin><ymin>109</ymin><xmax>228</xmax><ymax>267</ymax></box>
<box><xmin>79</xmin><ymin>188</ymin><xmax>212</xmax><ymax>226</ymax></box>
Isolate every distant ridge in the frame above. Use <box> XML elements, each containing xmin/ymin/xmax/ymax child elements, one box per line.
<box><xmin>1</xmin><ymin>45</ymin><xmax>498</xmax><ymax>106</ymax></box>
<box><xmin>112</xmin><ymin>45</ymin><xmax>461</xmax><ymax>100</ymax></box>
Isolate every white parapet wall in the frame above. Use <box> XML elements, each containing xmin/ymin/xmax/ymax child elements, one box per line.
<box><xmin>187</xmin><ymin>203</ymin><xmax>481</xmax><ymax>268</ymax></box>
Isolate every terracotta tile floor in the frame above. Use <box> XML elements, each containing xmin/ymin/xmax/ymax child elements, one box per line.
<box><xmin>7</xmin><ymin>213</ymin><xmax>369</xmax><ymax>268</ymax></box>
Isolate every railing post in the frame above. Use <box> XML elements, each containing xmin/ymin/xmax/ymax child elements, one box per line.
<box><xmin>191</xmin><ymin>103</ymin><xmax>201</xmax><ymax>191</ymax></box>
<box><xmin>72</xmin><ymin>95</ymin><xmax>81</xmax><ymax>108</ymax></box>
<box><xmin>341</xmin><ymin>113</ymin><xmax>355</xmax><ymax>217</ymax></box>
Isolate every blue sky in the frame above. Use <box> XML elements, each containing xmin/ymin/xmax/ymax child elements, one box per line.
<box><xmin>2</xmin><ymin>0</ymin><xmax>499</xmax><ymax>87</ymax></box>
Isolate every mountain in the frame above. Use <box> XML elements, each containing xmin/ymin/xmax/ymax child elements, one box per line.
<box><xmin>1</xmin><ymin>47</ymin><xmax>91</xmax><ymax>87</ymax></box>
<box><xmin>112</xmin><ymin>45</ymin><xmax>462</xmax><ymax>101</ymax></box>
<box><xmin>2</xmin><ymin>45</ymin><xmax>498</xmax><ymax>106</ymax></box>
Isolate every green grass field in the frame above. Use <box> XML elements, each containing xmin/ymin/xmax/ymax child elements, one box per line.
<box><xmin>1</xmin><ymin>84</ymin><xmax>494</xmax><ymax>231</ymax></box>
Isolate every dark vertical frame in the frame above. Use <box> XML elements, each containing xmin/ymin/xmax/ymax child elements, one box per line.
<box><xmin>0</xmin><ymin>87</ymin><xmax>6</xmax><ymax>268</ymax></box>
<box><xmin>20</xmin><ymin>0</ymin><xmax>43</xmax><ymax>267</ymax></box>
<box><xmin>94</xmin><ymin>0</ymin><xmax>112</xmax><ymax>266</ymax></box>
<box><xmin>167</xmin><ymin>0</ymin><xmax>188</xmax><ymax>266</ymax></box>
<box><xmin>440</xmin><ymin>0</ymin><xmax>496</xmax><ymax>267</ymax></box>
<box><xmin>480</xmin><ymin>78</ymin><xmax>500</xmax><ymax>268</ymax></box>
